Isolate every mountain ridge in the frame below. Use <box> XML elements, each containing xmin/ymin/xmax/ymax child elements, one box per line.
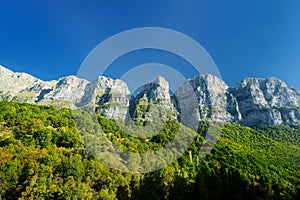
<box><xmin>1</xmin><ymin>65</ymin><xmax>299</xmax><ymax>127</ymax></box>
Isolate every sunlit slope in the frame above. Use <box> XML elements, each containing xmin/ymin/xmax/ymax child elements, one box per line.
<box><xmin>0</xmin><ymin>101</ymin><xmax>299</xmax><ymax>199</ymax></box>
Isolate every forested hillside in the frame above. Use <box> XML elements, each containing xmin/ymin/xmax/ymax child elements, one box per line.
<box><xmin>0</xmin><ymin>101</ymin><xmax>299</xmax><ymax>199</ymax></box>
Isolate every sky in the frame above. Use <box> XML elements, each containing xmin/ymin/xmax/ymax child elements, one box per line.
<box><xmin>0</xmin><ymin>0</ymin><xmax>300</xmax><ymax>90</ymax></box>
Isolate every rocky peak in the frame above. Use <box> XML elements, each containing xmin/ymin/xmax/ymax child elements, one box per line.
<box><xmin>41</xmin><ymin>76</ymin><xmax>89</xmax><ymax>105</ymax></box>
<box><xmin>78</xmin><ymin>76</ymin><xmax>132</xmax><ymax>120</ymax></box>
<box><xmin>0</xmin><ymin>65</ymin><xmax>40</xmax><ymax>91</ymax></box>
<box><xmin>230</xmin><ymin>77</ymin><xmax>300</xmax><ymax>126</ymax></box>
<box><xmin>0</xmin><ymin>65</ymin><xmax>43</xmax><ymax>103</ymax></box>
<box><xmin>189</xmin><ymin>74</ymin><xmax>229</xmax><ymax>91</ymax></box>
<box><xmin>131</xmin><ymin>76</ymin><xmax>178</xmax><ymax>120</ymax></box>
<box><xmin>136</xmin><ymin>76</ymin><xmax>171</xmax><ymax>101</ymax></box>
<box><xmin>174</xmin><ymin>74</ymin><xmax>241</xmax><ymax>127</ymax></box>
<box><xmin>0</xmin><ymin>65</ymin><xmax>13</xmax><ymax>76</ymax></box>
<box><xmin>89</xmin><ymin>76</ymin><xmax>131</xmax><ymax>97</ymax></box>
<box><xmin>87</xmin><ymin>76</ymin><xmax>131</xmax><ymax>104</ymax></box>
<box><xmin>0</xmin><ymin>65</ymin><xmax>300</xmax><ymax>127</ymax></box>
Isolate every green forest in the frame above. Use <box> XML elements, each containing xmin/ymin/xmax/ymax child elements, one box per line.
<box><xmin>0</xmin><ymin>100</ymin><xmax>299</xmax><ymax>199</ymax></box>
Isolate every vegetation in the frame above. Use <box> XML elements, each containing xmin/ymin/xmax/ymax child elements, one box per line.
<box><xmin>0</xmin><ymin>100</ymin><xmax>299</xmax><ymax>199</ymax></box>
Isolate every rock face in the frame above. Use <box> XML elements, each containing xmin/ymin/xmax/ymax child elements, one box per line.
<box><xmin>0</xmin><ymin>65</ymin><xmax>56</xmax><ymax>104</ymax></box>
<box><xmin>0</xmin><ymin>65</ymin><xmax>131</xmax><ymax>120</ymax></box>
<box><xmin>130</xmin><ymin>76</ymin><xmax>178</xmax><ymax>120</ymax></box>
<box><xmin>41</xmin><ymin>76</ymin><xmax>89</xmax><ymax>105</ymax></box>
<box><xmin>230</xmin><ymin>77</ymin><xmax>300</xmax><ymax>126</ymax></box>
<box><xmin>174</xmin><ymin>74</ymin><xmax>241</xmax><ymax>128</ymax></box>
<box><xmin>79</xmin><ymin>76</ymin><xmax>132</xmax><ymax>120</ymax></box>
<box><xmin>1</xmin><ymin>65</ymin><xmax>300</xmax><ymax>126</ymax></box>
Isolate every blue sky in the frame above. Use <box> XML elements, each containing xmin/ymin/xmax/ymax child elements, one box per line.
<box><xmin>0</xmin><ymin>0</ymin><xmax>300</xmax><ymax>89</ymax></box>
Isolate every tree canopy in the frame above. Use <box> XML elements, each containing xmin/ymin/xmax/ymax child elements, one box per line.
<box><xmin>0</xmin><ymin>100</ymin><xmax>299</xmax><ymax>199</ymax></box>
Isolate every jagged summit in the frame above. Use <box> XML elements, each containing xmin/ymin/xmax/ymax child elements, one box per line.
<box><xmin>230</xmin><ymin>76</ymin><xmax>300</xmax><ymax>126</ymax></box>
<box><xmin>130</xmin><ymin>76</ymin><xmax>178</xmax><ymax>120</ymax></box>
<box><xmin>235</xmin><ymin>77</ymin><xmax>289</xmax><ymax>91</ymax></box>
<box><xmin>0</xmin><ymin>65</ymin><xmax>13</xmax><ymax>74</ymax></box>
<box><xmin>175</xmin><ymin>74</ymin><xmax>240</xmax><ymax>127</ymax></box>
<box><xmin>0</xmin><ymin>65</ymin><xmax>299</xmax><ymax>127</ymax></box>
<box><xmin>137</xmin><ymin>76</ymin><xmax>171</xmax><ymax>101</ymax></box>
<box><xmin>154</xmin><ymin>75</ymin><xmax>169</xmax><ymax>85</ymax></box>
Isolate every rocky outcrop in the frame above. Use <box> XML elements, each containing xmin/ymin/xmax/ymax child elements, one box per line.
<box><xmin>130</xmin><ymin>76</ymin><xmax>178</xmax><ymax>120</ymax></box>
<box><xmin>174</xmin><ymin>74</ymin><xmax>241</xmax><ymax>128</ymax></box>
<box><xmin>0</xmin><ymin>65</ymin><xmax>131</xmax><ymax>119</ymax></box>
<box><xmin>230</xmin><ymin>77</ymin><xmax>300</xmax><ymax>126</ymax></box>
<box><xmin>40</xmin><ymin>76</ymin><xmax>89</xmax><ymax>105</ymax></box>
<box><xmin>79</xmin><ymin>76</ymin><xmax>132</xmax><ymax>120</ymax></box>
<box><xmin>0</xmin><ymin>65</ymin><xmax>55</xmax><ymax>104</ymax></box>
<box><xmin>1</xmin><ymin>65</ymin><xmax>300</xmax><ymax>126</ymax></box>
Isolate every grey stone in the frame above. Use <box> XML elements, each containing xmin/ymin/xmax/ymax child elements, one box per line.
<box><xmin>1</xmin><ymin>65</ymin><xmax>300</xmax><ymax>126</ymax></box>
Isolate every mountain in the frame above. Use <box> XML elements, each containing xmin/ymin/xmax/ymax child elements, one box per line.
<box><xmin>174</xmin><ymin>74</ymin><xmax>241</xmax><ymax>128</ymax></box>
<box><xmin>0</xmin><ymin>65</ymin><xmax>131</xmax><ymax>120</ymax></box>
<box><xmin>0</xmin><ymin>68</ymin><xmax>300</xmax><ymax>199</ymax></box>
<box><xmin>1</xmin><ymin>65</ymin><xmax>300</xmax><ymax>127</ymax></box>
<box><xmin>0</xmin><ymin>100</ymin><xmax>299</xmax><ymax>199</ymax></box>
<box><xmin>230</xmin><ymin>77</ymin><xmax>300</xmax><ymax>126</ymax></box>
<box><xmin>130</xmin><ymin>76</ymin><xmax>178</xmax><ymax>120</ymax></box>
